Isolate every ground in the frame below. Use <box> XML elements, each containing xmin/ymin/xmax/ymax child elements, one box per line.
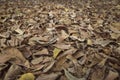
<box><xmin>0</xmin><ymin>0</ymin><xmax>120</xmax><ymax>80</ymax></box>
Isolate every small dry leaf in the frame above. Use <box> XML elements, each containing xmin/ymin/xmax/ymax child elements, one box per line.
<box><xmin>15</xmin><ymin>28</ymin><xmax>24</xmax><ymax>35</ymax></box>
<box><xmin>0</xmin><ymin>64</ymin><xmax>8</xmax><ymax>71</ymax></box>
<box><xmin>53</xmin><ymin>43</ymin><xmax>71</xmax><ymax>50</ymax></box>
<box><xmin>63</xmin><ymin>68</ymin><xmax>84</xmax><ymax>80</ymax></box>
<box><xmin>33</xmin><ymin>48</ymin><xmax>49</xmax><ymax>56</ymax></box>
<box><xmin>105</xmin><ymin>70</ymin><xmax>119</xmax><ymax>80</ymax></box>
<box><xmin>91</xmin><ymin>67</ymin><xmax>106</xmax><ymax>80</ymax></box>
<box><xmin>19</xmin><ymin>73</ymin><xmax>35</xmax><ymax>80</ymax></box>
<box><xmin>98</xmin><ymin>58</ymin><xmax>107</xmax><ymax>67</ymax></box>
<box><xmin>87</xmin><ymin>39</ymin><xmax>93</xmax><ymax>45</ymax></box>
<box><xmin>66</xmin><ymin>55</ymin><xmax>79</xmax><ymax>66</ymax></box>
<box><xmin>111</xmin><ymin>22</ymin><xmax>120</xmax><ymax>30</ymax></box>
<box><xmin>43</xmin><ymin>60</ymin><xmax>56</xmax><ymax>73</ymax></box>
<box><xmin>110</xmin><ymin>33</ymin><xmax>120</xmax><ymax>39</ymax></box>
<box><xmin>94</xmin><ymin>39</ymin><xmax>112</xmax><ymax>47</ymax></box>
<box><xmin>31</xmin><ymin>57</ymin><xmax>43</xmax><ymax>65</ymax></box>
<box><xmin>53</xmin><ymin>48</ymin><xmax>61</xmax><ymax>59</ymax></box>
<box><xmin>4</xmin><ymin>64</ymin><xmax>22</xmax><ymax>80</ymax></box>
<box><xmin>36</xmin><ymin>72</ymin><xmax>62</xmax><ymax>80</ymax></box>
<box><xmin>58</xmin><ymin>30</ymin><xmax>69</xmax><ymax>43</ymax></box>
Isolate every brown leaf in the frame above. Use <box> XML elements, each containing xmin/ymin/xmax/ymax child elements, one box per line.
<box><xmin>58</xmin><ymin>30</ymin><xmax>69</xmax><ymax>43</ymax></box>
<box><xmin>105</xmin><ymin>70</ymin><xmax>119</xmax><ymax>80</ymax></box>
<box><xmin>0</xmin><ymin>54</ymin><xmax>11</xmax><ymax>63</ymax></box>
<box><xmin>4</xmin><ymin>64</ymin><xmax>22</xmax><ymax>80</ymax></box>
<box><xmin>36</xmin><ymin>72</ymin><xmax>62</xmax><ymax>80</ymax></box>
<box><xmin>43</xmin><ymin>60</ymin><xmax>56</xmax><ymax>73</ymax></box>
<box><xmin>33</xmin><ymin>48</ymin><xmax>49</xmax><ymax>56</ymax></box>
<box><xmin>31</xmin><ymin>57</ymin><xmax>44</xmax><ymax>65</ymax></box>
<box><xmin>1</xmin><ymin>48</ymin><xmax>26</xmax><ymax>64</ymax></box>
<box><xmin>93</xmin><ymin>38</ymin><xmax>112</xmax><ymax>47</ymax></box>
<box><xmin>53</xmin><ymin>43</ymin><xmax>71</xmax><ymax>50</ymax></box>
<box><xmin>91</xmin><ymin>67</ymin><xmax>106</xmax><ymax>80</ymax></box>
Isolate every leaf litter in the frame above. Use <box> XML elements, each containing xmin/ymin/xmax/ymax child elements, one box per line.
<box><xmin>0</xmin><ymin>0</ymin><xmax>120</xmax><ymax>80</ymax></box>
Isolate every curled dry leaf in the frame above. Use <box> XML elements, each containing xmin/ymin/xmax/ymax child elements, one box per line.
<box><xmin>0</xmin><ymin>63</ymin><xmax>8</xmax><ymax>71</ymax></box>
<box><xmin>43</xmin><ymin>60</ymin><xmax>56</xmax><ymax>73</ymax></box>
<box><xmin>4</xmin><ymin>64</ymin><xmax>22</xmax><ymax>80</ymax></box>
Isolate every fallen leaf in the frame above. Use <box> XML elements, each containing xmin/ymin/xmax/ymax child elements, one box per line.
<box><xmin>110</xmin><ymin>33</ymin><xmax>120</xmax><ymax>39</ymax></box>
<box><xmin>93</xmin><ymin>38</ymin><xmax>112</xmax><ymax>47</ymax></box>
<box><xmin>33</xmin><ymin>48</ymin><xmax>49</xmax><ymax>56</ymax></box>
<box><xmin>0</xmin><ymin>48</ymin><xmax>26</xmax><ymax>65</ymax></box>
<box><xmin>19</xmin><ymin>73</ymin><xmax>35</xmax><ymax>80</ymax></box>
<box><xmin>4</xmin><ymin>64</ymin><xmax>22</xmax><ymax>80</ymax></box>
<box><xmin>43</xmin><ymin>60</ymin><xmax>56</xmax><ymax>73</ymax></box>
<box><xmin>0</xmin><ymin>63</ymin><xmax>8</xmax><ymax>71</ymax></box>
<box><xmin>105</xmin><ymin>70</ymin><xmax>119</xmax><ymax>80</ymax></box>
<box><xmin>36</xmin><ymin>72</ymin><xmax>62</xmax><ymax>80</ymax></box>
<box><xmin>53</xmin><ymin>48</ymin><xmax>61</xmax><ymax>59</ymax></box>
<box><xmin>66</xmin><ymin>55</ymin><xmax>79</xmax><ymax>66</ymax></box>
<box><xmin>91</xmin><ymin>67</ymin><xmax>106</xmax><ymax>80</ymax></box>
<box><xmin>87</xmin><ymin>39</ymin><xmax>93</xmax><ymax>45</ymax></box>
<box><xmin>15</xmin><ymin>28</ymin><xmax>24</xmax><ymax>35</ymax></box>
<box><xmin>57</xmin><ymin>47</ymin><xmax>77</xmax><ymax>59</ymax></box>
<box><xmin>31</xmin><ymin>57</ymin><xmax>44</xmax><ymax>65</ymax></box>
<box><xmin>53</xmin><ymin>43</ymin><xmax>71</xmax><ymax>50</ymax></box>
<box><xmin>58</xmin><ymin>30</ymin><xmax>69</xmax><ymax>43</ymax></box>
<box><xmin>64</xmin><ymin>68</ymin><xmax>84</xmax><ymax>80</ymax></box>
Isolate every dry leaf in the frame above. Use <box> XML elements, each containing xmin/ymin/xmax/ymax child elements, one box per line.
<box><xmin>43</xmin><ymin>60</ymin><xmax>56</xmax><ymax>73</ymax></box>
<box><xmin>53</xmin><ymin>48</ymin><xmax>61</xmax><ymax>59</ymax></box>
<box><xmin>19</xmin><ymin>73</ymin><xmax>35</xmax><ymax>80</ymax></box>
<box><xmin>0</xmin><ymin>48</ymin><xmax>26</xmax><ymax>65</ymax></box>
<box><xmin>15</xmin><ymin>28</ymin><xmax>24</xmax><ymax>35</ymax></box>
<box><xmin>64</xmin><ymin>68</ymin><xmax>84</xmax><ymax>80</ymax></box>
<box><xmin>58</xmin><ymin>30</ymin><xmax>69</xmax><ymax>43</ymax></box>
<box><xmin>53</xmin><ymin>43</ymin><xmax>71</xmax><ymax>50</ymax></box>
<box><xmin>105</xmin><ymin>70</ymin><xmax>119</xmax><ymax>80</ymax></box>
<box><xmin>36</xmin><ymin>72</ymin><xmax>62</xmax><ymax>80</ymax></box>
<box><xmin>4</xmin><ymin>64</ymin><xmax>22</xmax><ymax>80</ymax></box>
<box><xmin>31</xmin><ymin>57</ymin><xmax>44</xmax><ymax>65</ymax></box>
<box><xmin>66</xmin><ymin>55</ymin><xmax>79</xmax><ymax>66</ymax></box>
<box><xmin>87</xmin><ymin>39</ymin><xmax>93</xmax><ymax>45</ymax></box>
<box><xmin>91</xmin><ymin>67</ymin><xmax>106</xmax><ymax>80</ymax></box>
<box><xmin>33</xmin><ymin>48</ymin><xmax>49</xmax><ymax>56</ymax></box>
<box><xmin>94</xmin><ymin>38</ymin><xmax>112</xmax><ymax>47</ymax></box>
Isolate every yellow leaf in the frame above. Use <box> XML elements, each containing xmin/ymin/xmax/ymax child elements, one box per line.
<box><xmin>87</xmin><ymin>39</ymin><xmax>93</xmax><ymax>45</ymax></box>
<box><xmin>53</xmin><ymin>48</ymin><xmax>61</xmax><ymax>59</ymax></box>
<box><xmin>19</xmin><ymin>73</ymin><xmax>35</xmax><ymax>80</ymax></box>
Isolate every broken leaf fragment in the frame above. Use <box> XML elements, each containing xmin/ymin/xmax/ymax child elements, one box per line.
<box><xmin>53</xmin><ymin>48</ymin><xmax>61</xmax><ymax>59</ymax></box>
<box><xmin>19</xmin><ymin>73</ymin><xmax>35</xmax><ymax>80</ymax></box>
<box><xmin>15</xmin><ymin>28</ymin><xmax>24</xmax><ymax>35</ymax></box>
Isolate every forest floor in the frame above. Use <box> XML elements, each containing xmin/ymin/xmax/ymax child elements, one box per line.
<box><xmin>0</xmin><ymin>0</ymin><xmax>120</xmax><ymax>80</ymax></box>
